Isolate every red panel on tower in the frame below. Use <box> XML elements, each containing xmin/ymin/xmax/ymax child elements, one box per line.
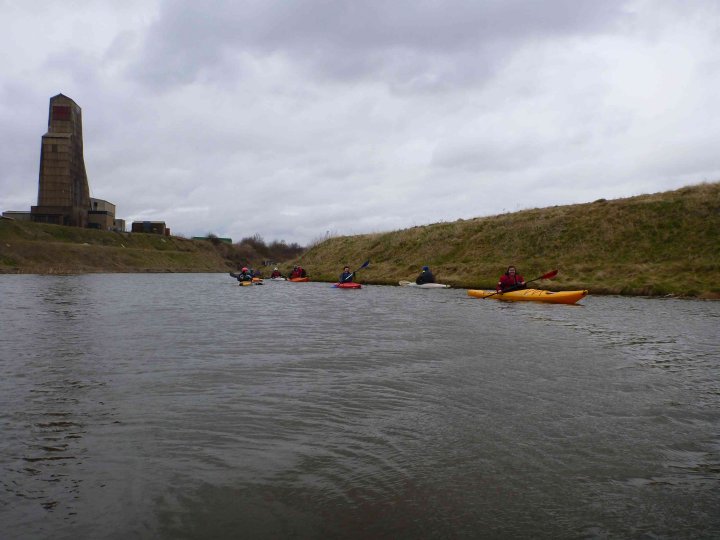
<box><xmin>53</xmin><ymin>105</ymin><xmax>71</xmax><ymax>120</ymax></box>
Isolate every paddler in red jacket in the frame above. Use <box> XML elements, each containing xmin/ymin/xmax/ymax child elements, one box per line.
<box><xmin>289</xmin><ymin>265</ymin><xmax>307</xmax><ymax>279</ymax></box>
<box><xmin>496</xmin><ymin>266</ymin><xmax>526</xmax><ymax>292</ymax></box>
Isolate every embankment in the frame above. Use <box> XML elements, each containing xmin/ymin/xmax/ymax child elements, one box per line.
<box><xmin>298</xmin><ymin>182</ymin><xmax>720</xmax><ymax>298</ymax></box>
<box><xmin>0</xmin><ymin>220</ymin><xmax>233</xmax><ymax>274</ymax></box>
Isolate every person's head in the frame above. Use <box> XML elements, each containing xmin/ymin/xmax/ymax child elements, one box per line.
<box><xmin>422</xmin><ymin>266</ymin><xmax>429</xmax><ymax>272</ymax></box>
<box><xmin>343</xmin><ymin>266</ymin><xmax>350</xmax><ymax>272</ymax></box>
<box><xmin>274</xmin><ymin>267</ymin><xmax>278</xmax><ymax>271</ymax></box>
<box><xmin>506</xmin><ymin>266</ymin><xmax>517</xmax><ymax>276</ymax></box>
<box><xmin>242</xmin><ymin>267</ymin><xmax>248</xmax><ymax>273</ymax></box>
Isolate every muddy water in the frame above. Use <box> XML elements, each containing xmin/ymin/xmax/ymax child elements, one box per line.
<box><xmin>1</xmin><ymin>274</ymin><xmax>718</xmax><ymax>539</ymax></box>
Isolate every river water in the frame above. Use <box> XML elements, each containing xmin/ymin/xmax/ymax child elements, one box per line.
<box><xmin>0</xmin><ymin>273</ymin><xmax>718</xmax><ymax>539</ymax></box>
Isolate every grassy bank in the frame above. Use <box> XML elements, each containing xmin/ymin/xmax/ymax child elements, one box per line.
<box><xmin>0</xmin><ymin>220</ymin><xmax>234</xmax><ymax>274</ymax></box>
<box><xmin>297</xmin><ymin>182</ymin><xmax>720</xmax><ymax>298</ymax></box>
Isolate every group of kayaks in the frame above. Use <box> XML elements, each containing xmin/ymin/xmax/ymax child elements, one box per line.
<box><xmin>229</xmin><ymin>273</ymin><xmax>311</xmax><ymax>285</ymax></box>
<box><xmin>231</xmin><ymin>272</ymin><xmax>588</xmax><ymax>304</ymax></box>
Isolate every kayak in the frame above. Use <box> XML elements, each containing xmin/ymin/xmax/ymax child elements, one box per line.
<box><xmin>333</xmin><ymin>282</ymin><xmax>362</xmax><ymax>289</ymax></box>
<box><xmin>399</xmin><ymin>280</ymin><xmax>450</xmax><ymax>289</ymax></box>
<box><xmin>289</xmin><ymin>277</ymin><xmax>310</xmax><ymax>282</ymax></box>
<box><xmin>230</xmin><ymin>272</ymin><xmax>263</xmax><ymax>283</ymax></box>
<box><xmin>268</xmin><ymin>277</ymin><xmax>287</xmax><ymax>281</ymax></box>
<box><xmin>467</xmin><ymin>288</ymin><xmax>588</xmax><ymax>304</ymax></box>
<box><xmin>239</xmin><ymin>280</ymin><xmax>263</xmax><ymax>286</ymax></box>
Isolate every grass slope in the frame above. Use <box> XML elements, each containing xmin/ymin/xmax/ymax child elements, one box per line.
<box><xmin>0</xmin><ymin>220</ymin><xmax>233</xmax><ymax>274</ymax></box>
<box><xmin>298</xmin><ymin>182</ymin><xmax>720</xmax><ymax>298</ymax></box>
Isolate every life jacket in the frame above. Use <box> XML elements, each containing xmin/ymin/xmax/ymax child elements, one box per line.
<box><xmin>498</xmin><ymin>273</ymin><xmax>525</xmax><ymax>291</ymax></box>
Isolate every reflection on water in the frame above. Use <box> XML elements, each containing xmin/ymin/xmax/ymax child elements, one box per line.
<box><xmin>1</xmin><ymin>274</ymin><xmax>719</xmax><ymax>539</ymax></box>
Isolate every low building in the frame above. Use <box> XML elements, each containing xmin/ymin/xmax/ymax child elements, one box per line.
<box><xmin>1</xmin><ymin>211</ymin><xmax>32</xmax><ymax>221</ymax></box>
<box><xmin>131</xmin><ymin>221</ymin><xmax>168</xmax><ymax>235</ymax></box>
<box><xmin>113</xmin><ymin>218</ymin><xmax>126</xmax><ymax>232</ymax></box>
<box><xmin>87</xmin><ymin>198</ymin><xmax>116</xmax><ymax>231</ymax></box>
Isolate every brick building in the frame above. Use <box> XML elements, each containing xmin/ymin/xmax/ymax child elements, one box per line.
<box><xmin>31</xmin><ymin>94</ymin><xmax>91</xmax><ymax>226</ymax></box>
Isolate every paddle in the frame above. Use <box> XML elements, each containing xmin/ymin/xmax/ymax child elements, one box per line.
<box><xmin>342</xmin><ymin>260</ymin><xmax>370</xmax><ymax>282</ymax></box>
<box><xmin>483</xmin><ymin>269</ymin><xmax>558</xmax><ymax>299</ymax></box>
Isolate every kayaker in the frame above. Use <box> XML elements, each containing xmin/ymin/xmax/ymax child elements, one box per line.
<box><xmin>340</xmin><ymin>266</ymin><xmax>354</xmax><ymax>282</ymax></box>
<box><xmin>290</xmin><ymin>265</ymin><xmax>307</xmax><ymax>279</ymax></box>
<box><xmin>415</xmin><ymin>266</ymin><xmax>436</xmax><ymax>285</ymax></box>
<box><xmin>496</xmin><ymin>266</ymin><xmax>526</xmax><ymax>292</ymax></box>
<box><xmin>270</xmin><ymin>267</ymin><xmax>282</xmax><ymax>278</ymax></box>
<box><xmin>237</xmin><ymin>267</ymin><xmax>253</xmax><ymax>282</ymax></box>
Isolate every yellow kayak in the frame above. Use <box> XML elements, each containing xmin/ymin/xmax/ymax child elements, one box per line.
<box><xmin>239</xmin><ymin>278</ymin><xmax>264</xmax><ymax>286</ymax></box>
<box><xmin>468</xmin><ymin>288</ymin><xmax>588</xmax><ymax>305</ymax></box>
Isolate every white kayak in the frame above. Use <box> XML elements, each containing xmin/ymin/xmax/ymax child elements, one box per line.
<box><xmin>268</xmin><ymin>277</ymin><xmax>287</xmax><ymax>281</ymax></box>
<box><xmin>399</xmin><ymin>280</ymin><xmax>451</xmax><ymax>289</ymax></box>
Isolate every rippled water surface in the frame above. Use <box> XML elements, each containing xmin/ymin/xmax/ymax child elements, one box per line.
<box><xmin>1</xmin><ymin>273</ymin><xmax>718</xmax><ymax>539</ymax></box>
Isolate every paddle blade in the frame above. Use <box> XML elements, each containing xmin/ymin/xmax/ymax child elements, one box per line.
<box><xmin>358</xmin><ymin>260</ymin><xmax>370</xmax><ymax>270</ymax></box>
<box><xmin>541</xmin><ymin>269</ymin><xmax>559</xmax><ymax>280</ymax></box>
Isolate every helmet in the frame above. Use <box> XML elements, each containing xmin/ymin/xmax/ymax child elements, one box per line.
<box><xmin>422</xmin><ymin>266</ymin><xmax>429</xmax><ymax>271</ymax></box>
<box><xmin>241</xmin><ymin>267</ymin><xmax>248</xmax><ymax>272</ymax></box>
<box><xmin>274</xmin><ymin>267</ymin><xmax>278</xmax><ymax>270</ymax></box>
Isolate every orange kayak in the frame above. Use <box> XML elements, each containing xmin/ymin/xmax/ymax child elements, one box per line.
<box><xmin>467</xmin><ymin>288</ymin><xmax>588</xmax><ymax>305</ymax></box>
<box><xmin>289</xmin><ymin>277</ymin><xmax>310</xmax><ymax>282</ymax></box>
<box><xmin>333</xmin><ymin>282</ymin><xmax>361</xmax><ymax>289</ymax></box>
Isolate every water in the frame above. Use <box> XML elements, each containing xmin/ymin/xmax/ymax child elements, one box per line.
<box><xmin>1</xmin><ymin>273</ymin><xmax>718</xmax><ymax>539</ymax></box>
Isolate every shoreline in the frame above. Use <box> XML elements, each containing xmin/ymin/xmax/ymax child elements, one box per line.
<box><xmin>1</xmin><ymin>269</ymin><xmax>717</xmax><ymax>299</ymax></box>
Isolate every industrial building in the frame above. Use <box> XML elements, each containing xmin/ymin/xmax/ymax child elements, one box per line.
<box><xmin>31</xmin><ymin>94</ymin><xmax>92</xmax><ymax>227</ymax></box>
<box><xmin>1</xmin><ymin>94</ymin><xmax>168</xmax><ymax>235</ymax></box>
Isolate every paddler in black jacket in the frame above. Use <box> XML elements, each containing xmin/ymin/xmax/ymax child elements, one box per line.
<box><xmin>340</xmin><ymin>266</ymin><xmax>354</xmax><ymax>282</ymax></box>
<box><xmin>415</xmin><ymin>266</ymin><xmax>435</xmax><ymax>285</ymax></box>
<box><xmin>236</xmin><ymin>267</ymin><xmax>253</xmax><ymax>282</ymax></box>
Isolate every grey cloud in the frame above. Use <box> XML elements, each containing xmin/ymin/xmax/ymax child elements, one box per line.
<box><xmin>4</xmin><ymin>1</ymin><xmax>720</xmax><ymax>246</ymax></box>
<box><xmin>131</xmin><ymin>0</ymin><xmax>630</xmax><ymax>88</ymax></box>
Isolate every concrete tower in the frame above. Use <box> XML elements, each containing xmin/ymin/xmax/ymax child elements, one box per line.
<box><xmin>31</xmin><ymin>94</ymin><xmax>91</xmax><ymax>227</ymax></box>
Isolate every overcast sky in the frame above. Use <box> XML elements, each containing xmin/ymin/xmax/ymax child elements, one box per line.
<box><xmin>1</xmin><ymin>0</ymin><xmax>719</xmax><ymax>245</ymax></box>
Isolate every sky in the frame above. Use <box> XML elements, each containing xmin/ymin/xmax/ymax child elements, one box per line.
<box><xmin>1</xmin><ymin>0</ymin><xmax>719</xmax><ymax>245</ymax></box>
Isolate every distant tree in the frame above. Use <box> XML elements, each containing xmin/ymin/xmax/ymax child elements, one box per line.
<box><xmin>267</xmin><ymin>239</ymin><xmax>304</xmax><ymax>261</ymax></box>
<box><xmin>206</xmin><ymin>232</ymin><xmax>222</xmax><ymax>246</ymax></box>
<box><xmin>218</xmin><ymin>234</ymin><xmax>305</xmax><ymax>268</ymax></box>
<box><xmin>239</xmin><ymin>233</ymin><xmax>270</xmax><ymax>257</ymax></box>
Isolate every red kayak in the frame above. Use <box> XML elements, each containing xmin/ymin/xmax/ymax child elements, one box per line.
<box><xmin>334</xmin><ymin>282</ymin><xmax>362</xmax><ymax>289</ymax></box>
